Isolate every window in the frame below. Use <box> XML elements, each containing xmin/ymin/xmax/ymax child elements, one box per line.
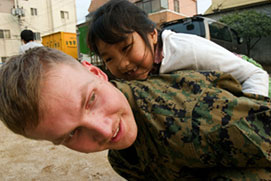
<box><xmin>135</xmin><ymin>0</ymin><xmax>153</xmax><ymax>14</ymax></box>
<box><xmin>0</xmin><ymin>29</ymin><xmax>11</xmax><ymax>39</ymax></box>
<box><xmin>60</xmin><ymin>11</ymin><xmax>69</xmax><ymax>19</ymax></box>
<box><xmin>143</xmin><ymin>0</ymin><xmax>152</xmax><ymax>14</ymax></box>
<box><xmin>1</xmin><ymin>57</ymin><xmax>8</xmax><ymax>63</ymax></box>
<box><xmin>160</xmin><ymin>0</ymin><xmax>168</xmax><ymax>9</ymax></box>
<box><xmin>31</xmin><ymin>8</ymin><xmax>37</xmax><ymax>16</ymax></box>
<box><xmin>135</xmin><ymin>0</ymin><xmax>168</xmax><ymax>14</ymax></box>
<box><xmin>135</xmin><ymin>1</ymin><xmax>143</xmax><ymax>9</ymax></box>
<box><xmin>209</xmin><ymin>22</ymin><xmax>232</xmax><ymax>42</ymax></box>
<box><xmin>174</xmin><ymin>0</ymin><xmax>180</xmax><ymax>13</ymax></box>
<box><xmin>34</xmin><ymin>32</ymin><xmax>41</xmax><ymax>40</ymax></box>
<box><xmin>163</xmin><ymin>21</ymin><xmax>206</xmax><ymax>38</ymax></box>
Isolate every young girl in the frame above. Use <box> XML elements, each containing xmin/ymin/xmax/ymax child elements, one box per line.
<box><xmin>87</xmin><ymin>0</ymin><xmax>269</xmax><ymax>97</ymax></box>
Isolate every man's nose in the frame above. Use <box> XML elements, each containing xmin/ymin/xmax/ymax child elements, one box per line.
<box><xmin>82</xmin><ymin>115</ymin><xmax>114</xmax><ymax>143</ymax></box>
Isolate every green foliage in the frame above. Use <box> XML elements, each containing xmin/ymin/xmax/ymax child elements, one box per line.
<box><xmin>219</xmin><ymin>10</ymin><xmax>271</xmax><ymax>55</ymax></box>
<box><xmin>220</xmin><ymin>10</ymin><xmax>271</xmax><ymax>39</ymax></box>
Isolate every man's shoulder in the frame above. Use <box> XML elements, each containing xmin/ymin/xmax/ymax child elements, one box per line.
<box><xmin>114</xmin><ymin>70</ymin><xmax>232</xmax><ymax>93</ymax></box>
<box><xmin>114</xmin><ymin>70</ymin><xmax>226</xmax><ymax>105</ymax></box>
<box><xmin>153</xmin><ymin>70</ymin><xmax>226</xmax><ymax>85</ymax></box>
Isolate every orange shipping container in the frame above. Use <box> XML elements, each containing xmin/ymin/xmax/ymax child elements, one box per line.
<box><xmin>42</xmin><ymin>32</ymin><xmax>78</xmax><ymax>59</ymax></box>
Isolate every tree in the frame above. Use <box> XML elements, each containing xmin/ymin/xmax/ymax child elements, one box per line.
<box><xmin>219</xmin><ymin>10</ymin><xmax>271</xmax><ymax>56</ymax></box>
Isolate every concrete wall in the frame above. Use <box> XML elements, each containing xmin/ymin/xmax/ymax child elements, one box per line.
<box><xmin>0</xmin><ymin>0</ymin><xmax>77</xmax><ymax>62</ymax></box>
<box><xmin>179</xmin><ymin>0</ymin><xmax>197</xmax><ymax>17</ymax></box>
<box><xmin>0</xmin><ymin>0</ymin><xmax>14</xmax><ymax>13</ymax></box>
<box><xmin>19</xmin><ymin>0</ymin><xmax>77</xmax><ymax>35</ymax></box>
<box><xmin>0</xmin><ymin>13</ymin><xmax>21</xmax><ymax>58</ymax></box>
<box><xmin>149</xmin><ymin>10</ymin><xmax>187</xmax><ymax>27</ymax></box>
<box><xmin>150</xmin><ymin>0</ymin><xmax>197</xmax><ymax>27</ymax></box>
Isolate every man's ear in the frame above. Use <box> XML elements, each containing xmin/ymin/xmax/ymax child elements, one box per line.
<box><xmin>81</xmin><ymin>61</ymin><xmax>108</xmax><ymax>81</ymax></box>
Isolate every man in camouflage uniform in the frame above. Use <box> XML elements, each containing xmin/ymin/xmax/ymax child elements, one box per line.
<box><xmin>0</xmin><ymin>47</ymin><xmax>271</xmax><ymax>180</ymax></box>
<box><xmin>110</xmin><ymin>71</ymin><xmax>271</xmax><ymax>180</ymax></box>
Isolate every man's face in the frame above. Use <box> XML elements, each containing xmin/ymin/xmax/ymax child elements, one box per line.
<box><xmin>27</xmin><ymin>62</ymin><xmax>137</xmax><ymax>153</ymax></box>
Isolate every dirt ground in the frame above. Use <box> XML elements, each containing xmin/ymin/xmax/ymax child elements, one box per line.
<box><xmin>0</xmin><ymin>122</ymin><xmax>126</xmax><ymax>181</ymax></box>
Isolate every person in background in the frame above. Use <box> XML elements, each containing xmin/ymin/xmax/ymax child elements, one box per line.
<box><xmin>19</xmin><ymin>29</ymin><xmax>43</xmax><ymax>54</ymax></box>
<box><xmin>0</xmin><ymin>47</ymin><xmax>271</xmax><ymax>180</ymax></box>
<box><xmin>87</xmin><ymin>0</ymin><xmax>269</xmax><ymax>97</ymax></box>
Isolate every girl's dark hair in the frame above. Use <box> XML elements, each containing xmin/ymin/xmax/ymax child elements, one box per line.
<box><xmin>87</xmin><ymin>0</ymin><xmax>156</xmax><ymax>56</ymax></box>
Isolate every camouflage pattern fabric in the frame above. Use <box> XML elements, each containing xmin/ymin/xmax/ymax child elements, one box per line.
<box><xmin>109</xmin><ymin>70</ymin><xmax>271</xmax><ymax>180</ymax></box>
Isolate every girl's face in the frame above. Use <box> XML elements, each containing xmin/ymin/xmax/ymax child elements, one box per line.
<box><xmin>96</xmin><ymin>30</ymin><xmax>158</xmax><ymax>80</ymax></box>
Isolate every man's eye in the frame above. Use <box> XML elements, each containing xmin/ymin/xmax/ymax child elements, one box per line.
<box><xmin>87</xmin><ymin>92</ymin><xmax>96</xmax><ymax>109</ymax></box>
<box><xmin>69</xmin><ymin>129</ymin><xmax>77</xmax><ymax>138</ymax></box>
<box><xmin>62</xmin><ymin>128</ymin><xmax>79</xmax><ymax>144</ymax></box>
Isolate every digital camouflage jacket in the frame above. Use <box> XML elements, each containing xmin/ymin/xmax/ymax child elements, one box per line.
<box><xmin>109</xmin><ymin>70</ymin><xmax>271</xmax><ymax>180</ymax></box>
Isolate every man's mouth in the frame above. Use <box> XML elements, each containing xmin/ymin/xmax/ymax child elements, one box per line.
<box><xmin>111</xmin><ymin>122</ymin><xmax>121</xmax><ymax>142</ymax></box>
<box><xmin>112</xmin><ymin>126</ymin><xmax>120</xmax><ymax>138</ymax></box>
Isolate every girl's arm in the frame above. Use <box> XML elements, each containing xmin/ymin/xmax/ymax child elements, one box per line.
<box><xmin>160</xmin><ymin>30</ymin><xmax>269</xmax><ymax>97</ymax></box>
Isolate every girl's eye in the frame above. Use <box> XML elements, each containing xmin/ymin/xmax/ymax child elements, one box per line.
<box><xmin>122</xmin><ymin>43</ymin><xmax>132</xmax><ymax>52</ymax></box>
<box><xmin>104</xmin><ymin>57</ymin><xmax>112</xmax><ymax>63</ymax></box>
<box><xmin>86</xmin><ymin>92</ymin><xmax>96</xmax><ymax>109</ymax></box>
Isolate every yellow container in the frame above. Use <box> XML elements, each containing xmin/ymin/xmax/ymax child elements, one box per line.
<box><xmin>42</xmin><ymin>32</ymin><xmax>78</xmax><ymax>59</ymax></box>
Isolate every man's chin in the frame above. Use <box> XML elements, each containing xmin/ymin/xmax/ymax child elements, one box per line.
<box><xmin>113</xmin><ymin>134</ymin><xmax>138</xmax><ymax>151</ymax></box>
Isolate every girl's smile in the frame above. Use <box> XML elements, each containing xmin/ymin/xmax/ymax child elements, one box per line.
<box><xmin>97</xmin><ymin>30</ymin><xmax>158</xmax><ymax>80</ymax></box>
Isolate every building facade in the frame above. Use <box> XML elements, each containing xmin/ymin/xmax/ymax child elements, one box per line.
<box><xmin>0</xmin><ymin>0</ymin><xmax>77</xmax><ymax>64</ymax></box>
<box><xmin>88</xmin><ymin>0</ymin><xmax>197</xmax><ymax>27</ymax></box>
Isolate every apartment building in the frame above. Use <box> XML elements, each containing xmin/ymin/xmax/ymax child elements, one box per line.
<box><xmin>88</xmin><ymin>0</ymin><xmax>197</xmax><ymax>27</ymax></box>
<box><xmin>0</xmin><ymin>0</ymin><xmax>77</xmax><ymax>63</ymax></box>
<box><xmin>137</xmin><ymin>0</ymin><xmax>197</xmax><ymax>26</ymax></box>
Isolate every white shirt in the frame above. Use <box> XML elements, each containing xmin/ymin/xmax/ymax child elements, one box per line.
<box><xmin>19</xmin><ymin>41</ymin><xmax>43</xmax><ymax>54</ymax></box>
<box><xmin>159</xmin><ymin>30</ymin><xmax>269</xmax><ymax>97</ymax></box>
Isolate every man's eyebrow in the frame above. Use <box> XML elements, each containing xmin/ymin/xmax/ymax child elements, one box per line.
<box><xmin>80</xmin><ymin>81</ymin><xmax>91</xmax><ymax>109</ymax></box>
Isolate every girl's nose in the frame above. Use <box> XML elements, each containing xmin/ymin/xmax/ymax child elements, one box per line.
<box><xmin>119</xmin><ymin>57</ymin><xmax>130</xmax><ymax>72</ymax></box>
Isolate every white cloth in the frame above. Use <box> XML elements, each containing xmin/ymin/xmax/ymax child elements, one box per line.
<box><xmin>19</xmin><ymin>41</ymin><xmax>43</xmax><ymax>54</ymax></box>
<box><xmin>159</xmin><ymin>30</ymin><xmax>269</xmax><ymax>97</ymax></box>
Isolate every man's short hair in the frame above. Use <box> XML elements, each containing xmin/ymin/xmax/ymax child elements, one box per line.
<box><xmin>0</xmin><ymin>47</ymin><xmax>76</xmax><ymax>136</ymax></box>
<box><xmin>20</xmin><ymin>29</ymin><xmax>34</xmax><ymax>42</ymax></box>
